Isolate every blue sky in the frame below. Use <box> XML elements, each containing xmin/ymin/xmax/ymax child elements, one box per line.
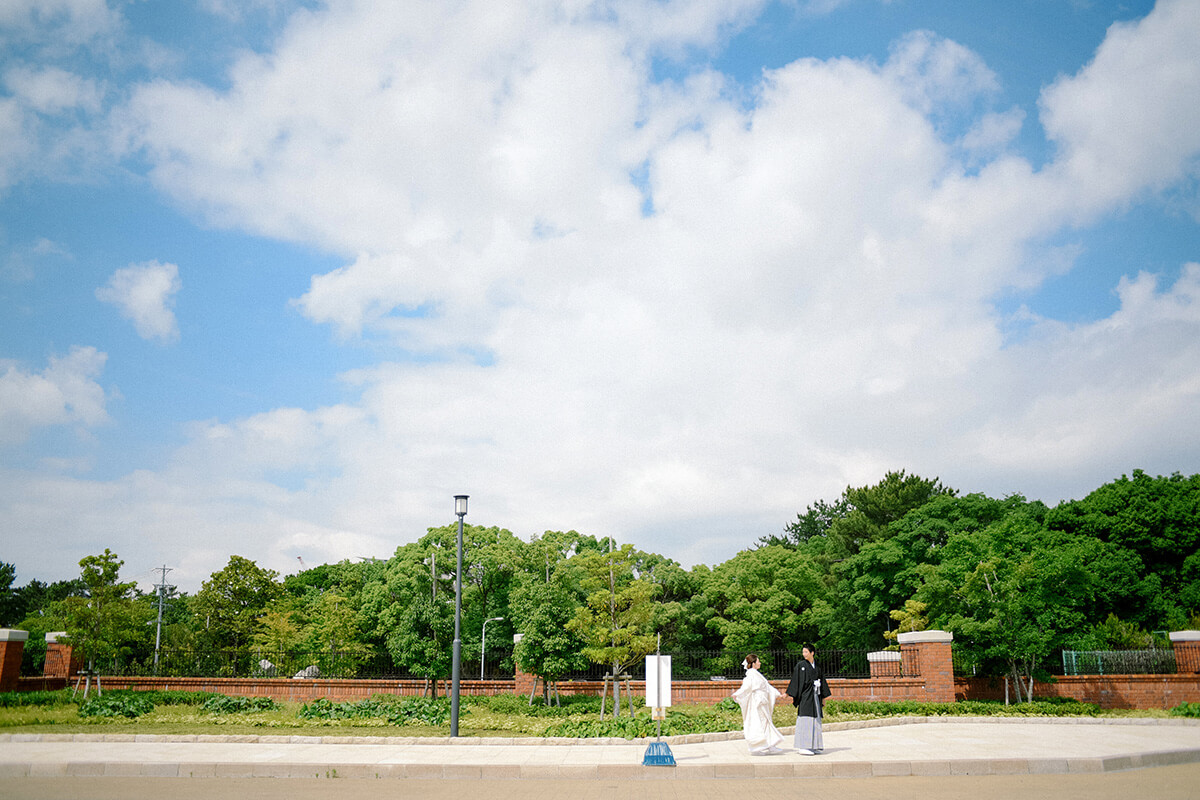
<box><xmin>1</xmin><ymin>0</ymin><xmax>1198</xmax><ymax>592</ymax></box>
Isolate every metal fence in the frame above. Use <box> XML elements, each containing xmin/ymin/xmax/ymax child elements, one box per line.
<box><xmin>100</xmin><ymin>647</ymin><xmax>872</xmax><ymax>682</ymax></box>
<box><xmin>100</xmin><ymin>649</ymin><xmax>513</xmax><ymax>681</ymax></box>
<box><xmin>559</xmin><ymin>649</ymin><xmax>873</xmax><ymax>682</ymax></box>
<box><xmin>1061</xmin><ymin>649</ymin><xmax>1178</xmax><ymax>676</ymax></box>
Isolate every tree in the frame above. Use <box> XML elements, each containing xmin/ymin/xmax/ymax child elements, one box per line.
<box><xmin>1046</xmin><ymin>470</ymin><xmax>1200</xmax><ymax>626</ymax></box>
<box><xmin>566</xmin><ymin>544</ymin><xmax>659</xmax><ymax>717</ymax></box>
<box><xmin>761</xmin><ymin>497</ymin><xmax>850</xmax><ymax>548</ymax></box>
<box><xmin>59</xmin><ymin>550</ymin><xmax>151</xmax><ymax>694</ymax></box>
<box><xmin>12</xmin><ymin>575</ymin><xmax>89</xmax><ymax>674</ymax></box>
<box><xmin>701</xmin><ymin>545</ymin><xmax>824</xmax><ymax>662</ymax></box>
<box><xmin>816</xmin><ymin>493</ymin><xmax>1028</xmax><ymax>648</ymax></box>
<box><xmin>190</xmin><ymin>556</ymin><xmax>282</xmax><ymax>670</ymax></box>
<box><xmin>915</xmin><ymin>508</ymin><xmax>1140</xmax><ymax>701</ymax></box>
<box><xmin>0</xmin><ymin>563</ymin><xmax>17</xmax><ymax>626</ymax></box>
<box><xmin>766</xmin><ymin>470</ymin><xmax>955</xmax><ymax>558</ymax></box>
<box><xmin>511</xmin><ymin>576</ymin><xmax>587</xmax><ymax>704</ymax></box>
<box><xmin>360</xmin><ymin>537</ymin><xmax>456</xmax><ymax>696</ymax></box>
<box><xmin>827</xmin><ymin>470</ymin><xmax>956</xmax><ymax>557</ymax></box>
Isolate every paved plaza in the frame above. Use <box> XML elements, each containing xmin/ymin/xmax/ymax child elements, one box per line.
<box><xmin>1</xmin><ymin>716</ymin><xmax>1198</xmax><ymax>782</ymax></box>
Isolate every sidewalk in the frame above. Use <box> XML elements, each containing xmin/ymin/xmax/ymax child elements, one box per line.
<box><xmin>2</xmin><ymin>717</ymin><xmax>1199</xmax><ymax>780</ymax></box>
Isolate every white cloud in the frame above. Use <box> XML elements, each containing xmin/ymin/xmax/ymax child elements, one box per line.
<box><xmin>96</xmin><ymin>260</ymin><xmax>182</xmax><ymax>343</ymax></box>
<box><xmin>883</xmin><ymin>29</ymin><xmax>999</xmax><ymax>115</ymax></box>
<box><xmin>1039</xmin><ymin>0</ymin><xmax>1200</xmax><ymax>217</ymax></box>
<box><xmin>960</xmin><ymin>107</ymin><xmax>1025</xmax><ymax>157</ymax></box>
<box><xmin>0</xmin><ymin>0</ymin><xmax>120</xmax><ymax>48</ymax></box>
<box><xmin>0</xmin><ymin>347</ymin><xmax>109</xmax><ymax>445</ymax></box>
<box><xmin>7</xmin><ymin>0</ymin><xmax>1200</xmax><ymax>589</ymax></box>
<box><xmin>3</xmin><ymin>64</ymin><xmax>103</xmax><ymax>114</ymax></box>
<box><xmin>0</xmin><ymin>64</ymin><xmax>108</xmax><ymax>191</ymax></box>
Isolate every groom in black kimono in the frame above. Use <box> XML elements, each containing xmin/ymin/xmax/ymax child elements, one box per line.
<box><xmin>786</xmin><ymin>643</ymin><xmax>831</xmax><ymax>755</ymax></box>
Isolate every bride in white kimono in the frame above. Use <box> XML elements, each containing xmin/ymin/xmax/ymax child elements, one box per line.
<box><xmin>731</xmin><ymin>654</ymin><xmax>786</xmax><ymax>755</ymax></box>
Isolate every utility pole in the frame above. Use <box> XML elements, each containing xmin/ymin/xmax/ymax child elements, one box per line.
<box><xmin>152</xmin><ymin>565</ymin><xmax>173</xmax><ymax>675</ymax></box>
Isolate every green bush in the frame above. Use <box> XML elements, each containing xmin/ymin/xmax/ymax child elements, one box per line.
<box><xmin>824</xmin><ymin>698</ymin><xmax>1100</xmax><ymax>718</ymax></box>
<box><xmin>132</xmin><ymin>690</ymin><xmax>219</xmax><ymax>706</ymax></box>
<box><xmin>78</xmin><ymin>693</ymin><xmax>155</xmax><ymax>719</ymax></box>
<box><xmin>391</xmin><ymin>697</ymin><xmax>450</xmax><ymax>726</ymax></box>
<box><xmin>298</xmin><ymin>695</ymin><xmax>450</xmax><ymax>726</ymax></box>
<box><xmin>466</xmin><ymin>692</ymin><xmax>613</xmax><ymax>717</ymax></box>
<box><xmin>0</xmin><ymin>690</ymin><xmax>77</xmax><ymax>708</ymax></box>
<box><xmin>201</xmin><ymin>695</ymin><xmax>279</xmax><ymax>714</ymax></box>
<box><xmin>541</xmin><ymin>704</ymin><xmax>741</xmax><ymax>739</ymax></box>
<box><xmin>1169</xmin><ymin>701</ymin><xmax>1200</xmax><ymax>718</ymax></box>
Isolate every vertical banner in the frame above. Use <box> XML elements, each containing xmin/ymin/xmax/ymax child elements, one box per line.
<box><xmin>644</xmin><ymin>655</ymin><xmax>672</xmax><ymax>708</ymax></box>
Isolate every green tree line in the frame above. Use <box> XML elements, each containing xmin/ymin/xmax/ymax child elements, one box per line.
<box><xmin>4</xmin><ymin>470</ymin><xmax>1198</xmax><ymax>704</ymax></box>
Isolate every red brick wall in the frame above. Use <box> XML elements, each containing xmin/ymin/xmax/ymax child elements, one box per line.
<box><xmin>0</xmin><ymin>640</ymin><xmax>25</xmax><ymax>693</ymax></box>
<box><xmin>957</xmin><ymin>674</ymin><xmax>1200</xmax><ymax>709</ymax></box>
<box><xmin>43</xmin><ymin>641</ymin><xmax>78</xmax><ymax>679</ymax></box>
<box><xmin>513</xmin><ymin>663</ymin><xmax>537</xmax><ymax>698</ymax></box>
<box><xmin>1175</xmin><ymin>640</ymin><xmax>1200</xmax><ymax>674</ymax></box>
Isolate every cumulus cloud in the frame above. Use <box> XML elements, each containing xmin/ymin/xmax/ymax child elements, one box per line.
<box><xmin>6</xmin><ymin>0</ymin><xmax>1200</xmax><ymax>588</ymax></box>
<box><xmin>0</xmin><ymin>63</ymin><xmax>107</xmax><ymax>190</ymax></box>
<box><xmin>0</xmin><ymin>0</ymin><xmax>120</xmax><ymax>48</ymax></box>
<box><xmin>1040</xmin><ymin>0</ymin><xmax>1200</xmax><ymax>216</ymax></box>
<box><xmin>0</xmin><ymin>347</ymin><xmax>109</xmax><ymax>445</ymax></box>
<box><xmin>96</xmin><ymin>260</ymin><xmax>182</xmax><ymax>342</ymax></box>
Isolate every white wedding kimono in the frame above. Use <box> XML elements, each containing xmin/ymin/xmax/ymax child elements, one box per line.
<box><xmin>731</xmin><ymin>667</ymin><xmax>786</xmax><ymax>753</ymax></box>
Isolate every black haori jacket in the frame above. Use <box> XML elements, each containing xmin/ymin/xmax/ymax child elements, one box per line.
<box><xmin>786</xmin><ymin>658</ymin><xmax>832</xmax><ymax>718</ymax></box>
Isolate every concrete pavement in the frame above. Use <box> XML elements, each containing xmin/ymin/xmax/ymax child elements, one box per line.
<box><xmin>2</xmin><ymin>716</ymin><xmax>1199</xmax><ymax>781</ymax></box>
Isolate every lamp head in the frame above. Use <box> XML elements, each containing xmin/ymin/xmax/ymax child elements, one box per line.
<box><xmin>454</xmin><ymin>495</ymin><xmax>469</xmax><ymax>517</ymax></box>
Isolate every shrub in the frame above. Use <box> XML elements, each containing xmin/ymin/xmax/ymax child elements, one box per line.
<box><xmin>78</xmin><ymin>693</ymin><xmax>155</xmax><ymax>719</ymax></box>
<box><xmin>298</xmin><ymin>695</ymin><xmax>450</xmax><ymax>726</ymax></box>
<box><xmin>541</xmin><ymin>704</ymin><xmax>741</xmax><ymax>739</ymax></box>
<box><xmin>0</xmin><ymin>690</ymin><xmax>76</xmax><ymax>708</ymax></box>
<box><xmin>824</xmin><ymin>699</ymin><xmax>1100</xmax><ymax>718</ymax></box>
<box><xmin>1170</xmin><ymin>701</ymin><xmax>1200</xmax><ymax>718</ymax></box>
<box><xmin>135</xmin><ymin>690</ymin><xmax>219</xmax><ymax>706</ymax></box>
<box><xmin>202</xmin><ymin>695</ymin><xmax>279</xmax><ymax>714</ymax></box>
<box><xmin>715</xmin><ymin>697</ymin><xmax>738</xmax><ymax>713</ymax></box>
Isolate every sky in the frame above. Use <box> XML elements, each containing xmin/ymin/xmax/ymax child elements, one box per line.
<box><xmin>1</xmin><ymin>0</ymin><xmax>1198</xmax><ymax>594</ymax></box>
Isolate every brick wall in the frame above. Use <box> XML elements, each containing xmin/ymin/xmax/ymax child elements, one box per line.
<box><xmin>0</xmin><ymin>630</ymin><xmax>28</xmax><ymax>693</ymax></box>
<box><xmin>898</xmin><ymin>630</ymin><xmax>956</xmax><ymax>703</ymax></box>
<box><xmin>957</xmin><ymin>674</ymin><xmax>1200</xmax><ymax>709</ymax></box>
<box><xmin>95</xmin><ymin>676</ymin><xmax>518</xmax><ymax>704</ymax></box>
<box><xmin>42</xmin><ymin>633</ymin><xmax>79</xmax><ymax>680</ymax></box>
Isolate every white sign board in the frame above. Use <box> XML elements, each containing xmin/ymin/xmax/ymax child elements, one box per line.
<box><xmin>644</xmin><ymin>655</ymin><xmax>672</xmax><ymax>708</ymax></box>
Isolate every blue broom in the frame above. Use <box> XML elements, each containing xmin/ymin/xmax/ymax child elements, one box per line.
<box><xmin>643</xmin><ymin>645</ymin><xmax>676</xmax><ymax>766</ymax></box>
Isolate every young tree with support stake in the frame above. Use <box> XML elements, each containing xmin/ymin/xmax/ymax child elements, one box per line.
<box><xmin>567</xmin><ymin>543</ymin><xmax>658</xmax><ymax>718</ymax></box>
<box><xmin>60</xmin><ymin>549</ymin><xmax>149</xmax><ymax>697</ymax></box>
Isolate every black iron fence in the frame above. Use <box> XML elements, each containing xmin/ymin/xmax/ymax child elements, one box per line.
<box><xmin>558</xmin><ymin>649</ymin><xmax>874</xmax><ymax>682</ymax></box>
<box><xmin>1060</xmin><ymin>649</ymin><xmax>1178</xmax><ymax>676</ymax></box>
<box><xmin>95</xmin><ymin>647</ymin><xmax>874</xmax><ymax>682</ymax></box>
<box><xmin>99</xmin><ymin>649</ymin><xmax>513</xmax><ymax>681</ymax></box>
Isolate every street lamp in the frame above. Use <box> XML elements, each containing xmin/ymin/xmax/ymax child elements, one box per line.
<box><xmin>451</xmin><ymin>494</ymin><xmax>468</xmax><ymax>737</ymax></box>
<box><xmin>481</xmin><ymin>616</ymin><xmax>503</xmax><ymax>680</ymax></box>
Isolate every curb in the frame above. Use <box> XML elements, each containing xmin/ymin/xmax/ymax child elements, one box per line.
<box><xmin>1</xmin><ymin>714</ymin><xmax>1195</xmax><ymax>746</ymax></box>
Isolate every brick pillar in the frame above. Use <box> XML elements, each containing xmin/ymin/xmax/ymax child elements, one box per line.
<box><xmin>868</xmin><ymin>650</ymin><xmax>902</xmax><ymax>677</ymax></box>
<box><xmin>0</xmin><ymin>629</ymin><xmax>29</xmax><ymax>692</ymax></box>
<box><xmin>43</xmin><ymin>632</ymin><xmax>78</xmax><ymax>680</ymax></box>
<box><xmin>898</xmin><ymin>630</ymin><xmax>955</xmax><ymax>703</ymax></box>
<box><xmin>1170</xmin><ymin>631</ymin><xmax>1200</xmax><ymax>674</ymax></box>
<box><xmin>512</xmin><ymin>634</ymin><xmax>537</xmax><ymax>696</ymax></box>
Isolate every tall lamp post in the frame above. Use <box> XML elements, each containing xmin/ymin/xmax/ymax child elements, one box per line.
<box><xmin>451</xmin><ymin>494</ymin><xmax>468</xmax><ymax>737</ymax></box>
<box><xmin>481</xmin><ymin>616</ymin><xmax>503</xmax><ymax>680</ymax></box>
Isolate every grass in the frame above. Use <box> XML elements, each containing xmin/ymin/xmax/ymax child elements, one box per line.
<box><xmin>0</xmin><ymin>690</ymin><xmax>1175</xmax><ymax>739</ymax></box>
